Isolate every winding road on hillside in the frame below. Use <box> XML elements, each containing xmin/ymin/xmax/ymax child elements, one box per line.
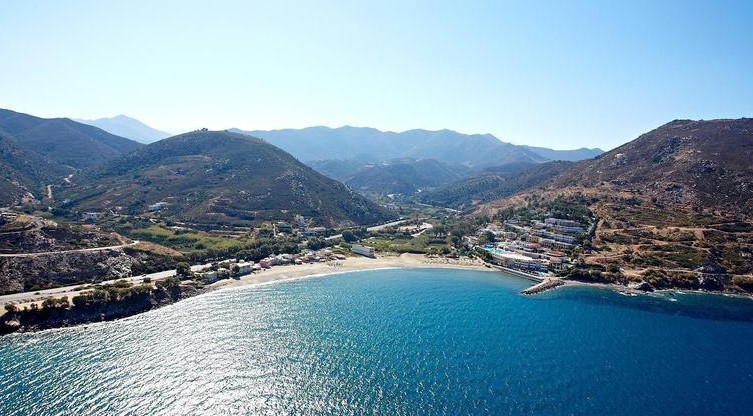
<box><xmin>325</xmin><ymin>219</ymin><xmax>410</xmax><ymax>241</ymax></box>
<box><xmin>0</xmin><ymin>241</ymin><xmax>141</xmax><ymax>257</ymax></box>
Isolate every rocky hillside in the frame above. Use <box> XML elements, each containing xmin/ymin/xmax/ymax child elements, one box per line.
<box><xmin>0</xmin><ymin>213</ymin><xmax>185</xmax><ymax>295</ymax></box>
<box><xmin>0</xmin><ymin>244</ymin><xmax>184</xmax><ymax>295</ymax></box>
<box><xmin>549</xmin><ymin>118</ymin><xmax>753</xmax><ymax>215</ymax></box>
<box><xmin>60</xmin><ymin>130</ymin><xmax>395</xmax><ymax>227</ymax></box>
<box><xmin>475</xmin><ymin>118</ymin><xmax>753</xmax><ymax>292</ymax></box>
<box><xmin>0</xmin><ymin>214</ymin><xmax>126</xmax><ymax>254</ymax></box>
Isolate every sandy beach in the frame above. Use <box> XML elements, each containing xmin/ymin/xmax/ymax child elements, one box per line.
<box><xmin>212</xmin><ymin>253</ymin><xmax>493</xmax><ymax>290</ymax></box>
<box><xmin>0</xmin><ymin>254</ymin><xmax>493</xmax><ymax>315</ymax></box>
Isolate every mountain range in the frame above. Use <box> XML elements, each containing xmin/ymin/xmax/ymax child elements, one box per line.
<box><xmin>0</xmin><ymin>109</ymin><xmax>144</xmax><ymax>204</ymax></box>
<box><xmin>231</xmin><ymin>126</ymin><xmax>603</xmax><ymax>168</ymax></box>
<box><xmin>518</xmin><ymin>145</ymin><xmax>603</xmax><ymax>162</ymax></box>
<box><xmin>76</xmin><ymin>115</ymin><xmax>173</xmax><ymax>144</ymax></box>
<box><xmin>226</xmin><ymin>126</ymin><xmax>602</xmax><ymax>195</ymax></box>
<box><xmin>0</xmin><ymin>109</ymin><xmax>395</xmax><ymax>227</ymax></box>
<box><xmin>0</xmin><ymin>109</ymin><xmax>142</xmax><ymax>169</ymax></box>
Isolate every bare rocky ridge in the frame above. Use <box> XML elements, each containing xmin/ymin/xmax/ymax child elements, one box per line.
<box><xmin>475</xmin><ymin>119</ymin><xmax>753</xmax><ymax>292</ymax></box>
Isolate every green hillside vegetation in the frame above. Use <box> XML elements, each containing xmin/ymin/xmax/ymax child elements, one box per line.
<box><xmin>0</xmin><ymin>135</ymin><xmax>70</xmax><ymax>205</ymax></box>
<box><xmin>59</xmin><ymin>130</ymin><xmax>395</xmax><ymax>227</ymax></box>
<box><xmin>345</xmin><ymin>159</ymin><xmax>471</xmax><ymax>195</ymax></box>
<box><xmin>419</xmin><ymin>161</ymin><xmax>573</xmax><ymax>210</ymax></box>
<box><xmin>306</xmin><ymin>159</ymin><xmax>367</xmax><ymax>182</ymax></box>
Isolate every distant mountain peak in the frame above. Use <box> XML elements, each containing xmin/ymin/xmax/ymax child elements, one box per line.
<box><xmin>76</xmin><ymin>115</ymin><xmax>172</xmax><ymax>144</ymax></box>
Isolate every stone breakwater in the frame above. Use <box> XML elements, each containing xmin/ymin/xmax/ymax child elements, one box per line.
<box><xmin>521</xmin><ymin>278</ymin><xmax>565</xmax><ymax>295</ymax></box>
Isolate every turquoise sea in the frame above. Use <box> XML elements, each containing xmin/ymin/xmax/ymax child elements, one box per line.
<box><xmin>2</xmin><ymin>268</ymin><xmax>753</xmax><ymax>415</ymax></box>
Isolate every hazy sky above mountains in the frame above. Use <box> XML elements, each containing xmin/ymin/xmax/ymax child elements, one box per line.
<box><xmin>1</xmin><ymin>1</ymin><xmax>751</xmax><ymax>150</ymax></box>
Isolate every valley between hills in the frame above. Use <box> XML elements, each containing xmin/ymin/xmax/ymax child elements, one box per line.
<box><xmin>1</xmin><ymin>109</ymin><xmax>752</xmax><ymax>334</ymax></box>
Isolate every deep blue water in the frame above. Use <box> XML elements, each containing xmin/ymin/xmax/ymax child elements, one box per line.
<box><xmin>1</xmin><ymin>268</ymin><xmax>753</xmax><ymax>415</ymax></box>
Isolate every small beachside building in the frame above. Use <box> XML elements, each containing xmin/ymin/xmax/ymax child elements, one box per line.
<box><xmin>351</xmin><ymin>244</ymin><xmax>376</xmax><ymax>258</ymax></box>
<box><xmin>235</xmin><ymin>261</ymin><xmax>254</xmax><ymax>276</ymax></box>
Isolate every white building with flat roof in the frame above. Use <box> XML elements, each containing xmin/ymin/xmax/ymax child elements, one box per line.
<box><xmin>351</xmin><ymin>244</ymin><xmax>376</xmax><ymax>258</ymax></box>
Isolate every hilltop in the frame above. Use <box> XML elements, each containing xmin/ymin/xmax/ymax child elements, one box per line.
<box><xmin>59</xmin><ymin>130</ymin><xmax>395</xmax><ymax>227</ymax></box>
<box><xmin>548</xmin><ymin>118</ymin><xmax>753</xmax><ymax>215</ymax></box>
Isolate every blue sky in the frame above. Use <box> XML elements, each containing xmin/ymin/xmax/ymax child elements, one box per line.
<box><xmin>1</xmin><ymin>0</ymin><xmax>751</xmax><ymax>150</ymax></box>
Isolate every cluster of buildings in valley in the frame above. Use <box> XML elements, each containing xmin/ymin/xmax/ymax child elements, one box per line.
<box><xmin>275</xmin><ymin>219</ymin><xmax>329</xmax><ymax>237</ymax></box>
<box><xmin>473</xmin><ymin>217</ymin><xmax>587</xmax><ymax>275</ymax></box>
<box><xmin>396</xmin><ymin>222</ymin><xmax>434</xmax><ymax>237</ymax></box>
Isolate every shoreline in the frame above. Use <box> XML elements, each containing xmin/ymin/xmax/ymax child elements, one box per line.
<box><xmin>4</xmin><ymin>253</ymin><xmax>753</xmax><ymax>335</ymax></box>
<box><xmin>0</xmin><ymin>254</ymin><xmax>494</xmax><ymax>334</ymax></box>
<box><xmin>211</xmin><ymin>253</ymin><xmax>493</xmax><ymax>291</ymax></box>
<box><xmin>563</xmin><ymin>279</ymin><xmax>753</xmax><ymax>301</ymax></box>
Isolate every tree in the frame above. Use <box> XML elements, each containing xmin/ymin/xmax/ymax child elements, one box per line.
<box><xmin>71</xmin><ymin>295</ymin><xmax>88</xmax><ymax>307</ymax></box>
<box><xmin>307</xmin><ymin>238</ymin><xmax>326</xmax><ymax>250</ymax></box>
<box><xmin>342</xmin><ymin>230</ymin><xmax>358</xmax><ymax>243</ymax></box>
<box><xmin>478</xmin><ymin>231</ymin><xmax>496</xmax><ymax>245</ymax></box>
<box><xmin>606</xmin><ymin>263</ymin><xmax>621</xmax><ymax>274</ymax></box>
<box><xmin>176</xmin><ymin>262</ymin><xmax>192</xmax><ymax>278</ymax></box>
<box><xmin>4</xmin><ymin>303</ymin><xmax>17</xmax><ymax>313</ymax></box>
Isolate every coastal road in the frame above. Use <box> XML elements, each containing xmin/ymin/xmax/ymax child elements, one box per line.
<box><xmin>0</xmin><ymin>268</ymin><xmax>179</xmax><ymax>305</ymax></box>
<box><xmin>0</xmin><ymin>241</ymin><xmax>141</xmax><ymax>257</ymax></box>
<box><xmin>0</xmin><ymin>264</ymin><xmax>212</xmax><ymax>305</ymax></box>
<box><xmin>324</xmin><ymin>219</ymin><xmax>411</xmax><ymax>241</ymax></box>
<box><xmin>367</xmin><ymin>219</ymin><xmax>410</xmax><ymax>232</ymax></box>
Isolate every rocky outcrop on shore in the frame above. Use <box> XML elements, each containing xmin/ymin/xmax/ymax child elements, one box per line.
<box><xmin>0</xmin><ymin>245</ymin><xmax>185</xmax><ymax>295</ymax></box>
<box><xmin>1</xmin><ymin>280</ymin><xmax>205</xmax><ymax>335</ymax></box>
<box><xmin>628</xmin><ymin>281</ymin><xmax>654</xmax><ymax>292</ymax></box>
